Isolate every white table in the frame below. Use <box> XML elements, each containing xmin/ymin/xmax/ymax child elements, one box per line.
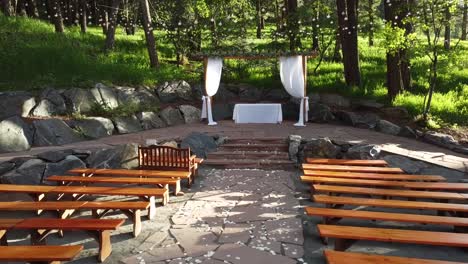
<box><xmin>233</xmin><ymin>104</ymin><xmax>283</xmax><ymax>124</ymax></box>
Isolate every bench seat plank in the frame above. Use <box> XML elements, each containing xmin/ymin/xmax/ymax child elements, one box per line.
<box><xmin>306</xmin><ymin>207</ymin><xmax>468</xmax><ymax>226</ymax></box>
<box><xmin>303</xmin><ymin>170</ymin><xmax>445</xmax><ymax>182</ymax></box>
<box><xmin>313</xmin><ymin>195</ymin><xmax>468</xmax><ymax>213</ymax></box>
<box><xmin>69</xmin><ymin>168</ymin><xmax>190</xmax><ymax>179</ymax></box>
<box><xmin>0</xmin><ymin>219</ymin><xmax>23</xmax><ymax>229</ymax></box>
<box><xmin>0</xmin><ymin>245</ymin><xmax>83</xmax><ymax>262</ymax></box>
<box><xmin>46</xmin><ymin>175</ymin><xmax>182</xmax><ymax>196</ymax></box>
<box><xmin>306</xmin><ymin>158</ymin><xmax>388</xmax><ymax>166</ymax></box>
<box><xmin>303</xmin><ymin>177</ymin><xmax>468</xmax><ymax>191</ymax></box>
<box><xmin>302</xmin><ymin>164</ymin><xmax>403</xmax><ymax>173</ymax></box>
<box><xmin>313</xmin><ymin>185</ymin><xmax>466</xmax><ymax>200</ymax></box>
<box><xmin>324</xmin><ymin>250</ymin><xmax>465</xmax><ymax>264</ymax></box>
<box><xmin>15</xmin><ymin>218</ymin><xmax>124</xmax><ymax>230</ymax></box>
<box><xmin>318</xmin><ymin>224</ymin><xmax>468</xmax><ymax>248</ymax></box>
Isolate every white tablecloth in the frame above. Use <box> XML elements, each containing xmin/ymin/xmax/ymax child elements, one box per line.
<box><xmin>233</xmin><ymin>104</ymin><xmax>283</xmax><ymax>124</ymax></box>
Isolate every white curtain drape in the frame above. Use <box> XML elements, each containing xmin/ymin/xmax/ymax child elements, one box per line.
<box><xmin>279</xmin><ymin>56</ymin><xmax>309</xmax><ymax>127</ymax></box>
<box><xmin>201</xmin><ymin>57</ymin><xmax>223</xmax><ymax>125</ymax></box>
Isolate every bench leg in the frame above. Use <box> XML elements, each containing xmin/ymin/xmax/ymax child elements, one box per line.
<box><xmin>97</xmin><ymin>230</ymin><xmax>112</xmax><ymax>262</ymax></box>
<box><xmin>174</xmin><ymin>181</ymin><xmax>183</xmax><ymax>196</ymax></box>
<box><xmin>133</xmin><ymin>209</ymin><xmax>142</xmax><ymax>238</ymax></box>
<box><xmin>0</xmin><ymin>230</ymin><xmax>8</xmax><ymax>246</ymax></box>
<box><xmin>31</xmin><ymin>229</ymin><xmax>55</xmax><ymax>245</ymax></box>
<box><xmin>33</xmin><ymin>193</ymin><xmax>46</xmax><ymax>215</ymax></box>
<box><xmin>334</xmin><ymin>238</ymin><xmax>356</xmax><ymax>251</ymax></box>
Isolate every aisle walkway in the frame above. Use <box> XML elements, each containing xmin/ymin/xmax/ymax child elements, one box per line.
<box><xmin>1</xmin><ymin>121</ymin><xmax>467</xmax><ymax>172</ymax></box>
<box><xmin>122</xmin><ymin>169</ymin><xmax>304</xmax><ymax>264</ymax></box>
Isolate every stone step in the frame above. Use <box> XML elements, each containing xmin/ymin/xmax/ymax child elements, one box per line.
<box><xmin>206</xmin><ymin>151</ymin><xmax>289</xmax><ymax>160</ymax></box>
<box><xmin>220</xmin><ymin>144</ymin><xmax>289</xmax><ymax>152</ymax></box>
<box><xmin>203</xmin><ymin>158</ymin><xmax>295</xmax><ymax>170</ymax></box>
<box><xmin>227</xmin><ymin>137</ymin><xmax>287</xmax><ymax>145</ymax></box>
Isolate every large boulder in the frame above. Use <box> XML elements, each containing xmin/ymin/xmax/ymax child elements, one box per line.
<box><xmin>42</xmin><ymin>155</ymin><xmax>86</xmax><ymax>183</ymax></box>
<box><xmin>37</xmin><ymin>149</ymin><xmax>73</xmax><ymax>162</ymax></box>
<box><xmin>0</xmin><ymin>116</ymin><xmax>34</xmax><ymax>153</ymax></box>
<box><xmin>213</xmin><ymin>84</ymin><xmax>238</xmax><ymax>102</ymax></box>
<box><xmin>352</xmin><ymin>99</ymin><xmax>384</xmax><ymax>111</ymax></box>
<box><xmin>32</xmin><ymin>119</ymin><xmax>84</xmax><ymax>146</ymax></box>
<box><xmin>345</xmin><ymin>144</ymin><xmax>381</xmax><ymax>160</ymax></box>
<box><xmin>288</xmin><ymin>135</ymin><xmax>302</xmax><ymax>163</ymax></box>
<box><xmin>212</xmin><ymin>104</ymin><xmax>234</xmax><ymax>121</ymax></box>
<box><xmin>335</xmin><ymin>111</ymin><xmax>380</xmax><ymax>129</ymax></box>
<box><xmin>308</xmin><ymin>103</ymin><xmax>335</xmax><ymax>123</ymax></box>
<box><xmin>116</xmin><ymin>86</ymin><xmax>159</xmax><ymax>106</ymax></box>
<box><xmin>398</xmin><ymin>126</ymin><xmax>418</xmax><ymax>139</ymax></box>
<box><xmin>0</xmin><ymin>162</ymin><xmax>15</xmax><ymax>175</ymax></box>
<box><xmin>156</xmin><ymin>81</ymin><xmax>193</xmax><ymax>103</ymax></box>
<box><xmin>70</xmin><ymin>117</ymin><xmax>115</xmax><ymax>139</ymax></box>
<box><xmin>160</xmin><ymin>107</ymin><xmax>185</xmax><ymax>126</ymax></box>
<box><xmin>62</xmin><ymin>88</ymin><xmax>96</xmax><ymax>114</ymax></box>
<box><xmin>136</xmin><ymin>112</ymin><xmax>166</xmax><ymax>130</ymax></box>
<box><xmin>376</xmin><ymin>120</ymin><xmax>401</xmax><ymax>135</ymax></box>
<box><xmin>181</xmin><ymin>132</ymin><xmax>217</xmax><ymax>158</ymax></box>
<box><xmin>282</xmin><ymin>101</ymin><xmax>300</xmax><ymax>121</ymax></box>
<box><xmin>1</xmin><ymin>158</ymin><xmax>46</xmax><ymax>185</ymax></box>
<box><xmin>0</xmin><ymin>91</ymin><xmax>36</xmax><ymax>120</ymax></box>
<box><xmin>423</xmin><ymin>131</ymin><xmax>459</xmax><ymax>147</ymax></box>
<box><xmin>264</xmin><ymin>89</ymin><xmax>290</xmax><ymax>101</ymax></box>
<box><xmin>381</xmin><ymin>107</ymin><xmax>409</xmax><ymax>119</ymax></box>
<box><xmin>320</xmin><ymin>94</ymin><xmax>351</xmax><ymax>108</ymax></box>
<box><xmin>31</xmin><ymin>88</ymin><xmax>67</xmax><ymax>117</ymax></box>
<box><xmin>113</xmin><ymin>115</ymin><xmax>143</xmax><ymax>134</ymax></box>
<box><xmin>383</xmin><ymin>155</ymin><xmax>429</xmax><ymax>174</ymax></box>
<box><xmin>91</xmin><ymin>83</ymin><xmax>119</xmax><ymax>109</ymax></box>
<box><xmin>302</xmin><ymin>138</ymin><xmax>340</xmax><ymax>159</ymax></box>
<box><xmin>178</xmin><ymin>105</ymin><xmax>201</xmax><ymax>124</ymax></box>
<box><xmin>238</xmin><ymin>84</ymin><xmax>264</xmax><ymax>101</ymax></box>
<box><xmin>86</xmin><ymin>143</ymin><xmax>138</xmax><ymax>169</ymax></box>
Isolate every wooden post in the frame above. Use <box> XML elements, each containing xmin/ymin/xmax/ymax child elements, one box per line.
<box><xmin>302</xmin><ymin>55</ymin><xmax>308</xmax><ymax>124</ymax></box>
<box><xmin>203</xmin><ymin>57</ymin><xmax>209</xmax><ymax>120</ymax></box>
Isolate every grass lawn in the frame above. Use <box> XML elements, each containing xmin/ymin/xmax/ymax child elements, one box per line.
<box><xmin>1</xmin><ymin>14</ymin><xmax>467</xmax><ymax>127</ymax></box>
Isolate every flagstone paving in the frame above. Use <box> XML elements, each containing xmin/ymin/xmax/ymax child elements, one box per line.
<box><xmin>121</xmin><ymin>169</ymin><xmax>305</xmax><ymax>264</ymax></box>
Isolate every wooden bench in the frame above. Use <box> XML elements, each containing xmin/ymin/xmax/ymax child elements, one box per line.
<box><xmin>317</xmin><ymin>224</ymin><xmax>468</xmax><ymax>251</ymax></box>
<box><xmin>305</xmin><ymin>207</ymin><xmax>468</xmax><ymax>228</ymax></box>
<box><xmin>0</xmin><ymin>201</ymin><xmax>149</xmax><ymax>237</ymax></box>
<box><xmin>306</xmin><ymin>158</ymin><xmax>388</xmax><ymax>167</ymax></box>
<box><xmin>302</xmin><ymin>177</ymin><xmax>467</xmax><ymax>192</ymax></box>
<box><xmin>47</xmin><ymin>175</ymin><xmax>182</xmax><ymax>196</ymax></box>
<box><xmin>312</xmin><ymin>184</ymin><xmax>467</xmax><ymax>201</ymax></box>
<box><xmin>138</xmin><ymin>145</ymin><xmax>200</xmax><ymax>185</ymax></box>
<box><xmin>303</xmin><ymin>170</ymin><xmax>445</xmax><ymax>182</ymax></box>
<box><xmin>0</xmin><ymin>183</ymin><xmax>168</xmax><ymax>218</ymax></box>
<box><xmin>0</xmin><ymin>218</ymin><xmax>123</xmax><ymax>262</ymax></box>
<box><xmin>324</xmin><ymin>250</ymin><xmax>465</xmax><ymax>264</ymax></box>
<box><xmin>313</xmin><ymin>195</ymin><xmax>468</xmax><ymax>216</ymax></box>
<box><xmin>0</xmin><ymin>245</ymin><xmax>83</xmax><ymax>264</ymax></box>
<box><xmin>302</xmin><ymin>164</ymin><xmax>404</xmax><ymax>173</ymax></box>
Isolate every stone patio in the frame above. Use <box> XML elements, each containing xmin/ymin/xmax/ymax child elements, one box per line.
<box><xmin>121</xmin><ymin>169</ymin><xmax>304</xmax><ymax>264</ymax></box>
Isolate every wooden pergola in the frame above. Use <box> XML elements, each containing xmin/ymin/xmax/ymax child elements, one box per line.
<box><xmin>198</xmin><ymin>51</ymin><xmax>319</xmax><ymax>124</ymax></box>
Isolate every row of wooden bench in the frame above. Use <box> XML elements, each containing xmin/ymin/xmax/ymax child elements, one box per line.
<box><xmin>302</xmin><ymin>158</ymin><xmax>468</xmax><ymax>264</ymax></box>
<box><xmin>0</xmin><ymin>145</ymin><xmax>204</xmax><ymax>263</ymax></box>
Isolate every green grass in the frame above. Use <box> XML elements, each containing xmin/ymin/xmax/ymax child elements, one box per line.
<box><xmin>1</xmin><ymin>14</ymin><xmax>467</xmax><ymax>126</ymax></box>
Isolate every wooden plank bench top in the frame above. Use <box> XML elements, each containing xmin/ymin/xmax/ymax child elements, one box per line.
<box><xmin>46</xmin><ymin>175</ymin><xmax>182</xmax><ymax>196</ymax></box>
<box><xmin>0</xmin><ymin>245</ymin><xmax>83</xmax><ymax>263</ymax></box>
<box><xmin>313</xmin><ymin>194</ymin><xmax>468</xmax><ymax>213</ymax></box>
<box><xmin>317</xmin><ymin>224</ymin><xmax>468</xmax><ymax>248</ymax></box>
<box><xmin>14</xmin><ymin>218</ymin><xmax>124</xmax><ymax>230</ymax></box>
<box><xmin>0</xmin><ymin>219</ymin><xmax>23</xmax><ymax>229</ymax></box>
<box><xmin>303</xmin><ymin>170</ymin><xmax>445</xmax><ymax>182</ymax></box>
<box><xmin>302</xmin><ymin>164</ymin><xmax>404</xmax><ymax>173</ymax></box>
<box><xmin>69</xmin><ymin>168</ymin><xmax>191</xmax><ymax>179</ymax></box>
<box><xmin>306</xmin><ymin>158</ymin><xmax>388</xmax><ymax>166</ymax></box>
<box><xmin>0</xmin><ymin>201</ymin><xmax>150</xmax><ymax>210</ymax></box>
<box><xmin>306</xmin><ymin>207</ymin><xmax>468</xmax><ymax>226</ymax></box>
<box><xmin>313</xmin><ymin>184</ymin><xmax>466</xmax><ymax>200</ymax></box>
<box><xmin>324</xmin><ymin>250</ymin><xmax>466</xmax><ymax>264</ymax></box>
<box><xmin>303</xmin><ymin>177</ymin><xmax>468</xmax><ymax>192</ymax></box>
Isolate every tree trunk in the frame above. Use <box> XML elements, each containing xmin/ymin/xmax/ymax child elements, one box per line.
<box><xmin>312</xmin><ymin>4</ymin><xmax>319</xmax><ymax>50</ymax></box>
<box><xmin>104</xmin><ymin>0</ymin><xmax>120</xmax><ymax>51</ymax></box>
<box><xmin>287</xmin><ymin>0</ymin><xmax>298</xmax><ymax>51</ymax></box>
<box><xmin>48</xmin><ymin>0</ymin><xmax>64</xmax><ymax>32</ymax></box>
<box><xmin>101</xmin><ymin>0</ymin><xmax>109</xmax><ymax>35</ymax></box>
<box><xmin>79</xmin><ymin>0</ymin><xmax>87</xmax><ymax>33</ymax></box>
<box><xmin>336</xmin><ymin>0</ymin><xmax>361</xmax><ymax>87</ymax></box>
<box><xmin>25</xmin><ymin>0</ymin><xmax>38</xmax><ymax>17</ymax></box>
<box><xmin>16</xmin><ymin>0</ymin><xmax>27</xmax><ymax>16</ymax></box>
<box><xmin>462</xmin><ymin>0</ymin><xmax>467</xmax><ymax>40</ymax></box>
<box><xmin>1</xmin><ymin>0</ymin><xmax>13</xmax><ymax>16</ymax></box>
<box><xmin>139</xmin><ymin>0</ymin><xmax>159</xmax><ymax>68</ymax></box>
<box><xmin>423</xmin><ymin>55</ymin><xmax>437</xmax><ymax>121</ymax></box>
<box><xmin>444</xmin><ymin>5</ymin><xmax>451</xmax><ymax>50</ymax></box>
<box><xmin>256</xmin><ymin>0</ymin><xmax>262</xmax><ymax>39</ymax></box>
<box><xmin>368</xmin><ymin>0</ymin><xmax>374</xmax><ymax>46</ymax></box>
<box><xmin>333</xmin><ymin>28</ymin><xmax>342</xmax><ymax>62</ymax></box>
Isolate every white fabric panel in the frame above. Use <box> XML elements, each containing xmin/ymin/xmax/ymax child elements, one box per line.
<box><xmin>279</xmin><ymin>56</ymin><xmax>308</xmax><ymax>126</ymax></box>
<box><xmin>201</xmin><ymin>96</ymin><xmax>217</xmax><ymax>125</ymax></box>
<box><xmin>205</xmin><ymin>57</ymin><xmax>223</xmax><ymax>96</ymax></box>
<box><xmin>233</xmin><ymin>104</ymin><xmax>283</xmax><ymax>124</ymax></box>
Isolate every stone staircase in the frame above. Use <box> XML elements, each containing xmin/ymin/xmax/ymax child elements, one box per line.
<box><xmin>203</xmin><ymin>137</ymin><xmax>295</xmax><ymax>170</ymax></box>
